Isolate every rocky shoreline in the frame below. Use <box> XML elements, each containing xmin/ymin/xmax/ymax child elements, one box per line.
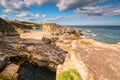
<box><xmin>0</xmin><ymin>21</ymin><xmax>120</xmax><ymax>80</ymax></box>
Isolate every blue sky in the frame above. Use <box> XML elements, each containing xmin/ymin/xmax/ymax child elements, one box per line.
<box><xmin>0</xmin><ymin>0</ymin><xmax>120</xmax><ymax>25</ymax></box>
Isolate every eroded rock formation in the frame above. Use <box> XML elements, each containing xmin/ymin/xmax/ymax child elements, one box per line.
<box><xmin>42</xmin><ymin>23</ymin><xmax>83</xmax><ymax>36</ymax></box>
<box><xmin>57</xmin><ymin>40</ymin><xmax>120</xmax><ymax>80</ymax></box>
<box><xmin>0</xmin><ymin>22</ymin><xmax>120</xmax><ymax>80</ymax></box>
<box><xmin>0</xmin><ymin>17</ymin><xmax>17</xmax><ymax>36</ymax></box>
<box><xmin>0</xmin><ymin>38</ymin><xmax>67</xmax><ymax>72</ymax></box>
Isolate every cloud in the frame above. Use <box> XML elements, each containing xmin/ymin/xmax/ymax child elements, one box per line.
<box><xmin>0</xmin><ymin>0</ymin><xmax>120</xmax><ymax>23</ymax></box>
<box><xmin>0</xmin><ymin>0</ymin><xmax>118</xmax><ymax>16</ymax></box>
<box><xmin>1</xmin><ymin>0</ymin><xmax>27</xmax><ymax>9</ymax></box>
<box><xmin>16</xmin><ymin>12</ymin><xmax>29</xmax><ymax>18</ymax></box>
<box><xmin>16</xmin><ymin>12</ymin><xmax>40</xmax><ymax>22</ymax></box>
<box><xmin>3</xmin><ymin>8</ymin><xmax>17</xmax><ymax>13</ymax></box>
<box><xmin>42</xmin><ymin>15</ymin><xmax>47</xmax><ymax>18</ymax></box>
<box><xmin>0</xmin><ymin>0</ymin><xmax>28</xmax><ymax>13</ymax></box>
<box><xmin>17</xmin><ymin>12</ymin><xmax>40</xmax><ymax>18</ymax></box>
<box><xmin>75</xmin><ymin>6</ymin><xmax>109</xmax><ymax>15</ymax></box>
<box><xmin>0</xmin><ymin>0</ymin><xmax>57</xmax><ymax>14</ymax></box>
<box><xmin>24</xmin><ymin>0</ymin><xmax>56</xmax><ymax>6</ymax></box>
<box><xmin>56</xmin><ymin>0</ymin><xmax>104</xmax><ymax>11</ymax></box>
<box><xmin>0</xmin><ymin>15</ymin><xmax>8</xmax><ymax>19</ymax></box>
<box><xmin>104</xmin><ymin>9</ymin><xmax>120</xmax><ymax>16</ymax></box>
<box><xmin>45</xmin><ymin>16</ymin><xmax>70</xmax><ymax>22</ymax></box>
<box><xmin>0</xmin><ymin>0</ymin><xmax>105</xmax><ymax>12</ymax></box>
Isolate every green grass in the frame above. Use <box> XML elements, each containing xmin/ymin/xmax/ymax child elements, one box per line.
<box><xmin>8</xmin><ymin>20</ymin><xmax>41</xmax><ymax>28</ymax></box>
<box><xmin>16</xmin><ymin>28</ymin><xmax>24</xmax><ymax>34</ymax></box>
<box><xmin>58</xmin><ymin>69</ymin><xmax>82</xmax><ymax>80</ymax></box>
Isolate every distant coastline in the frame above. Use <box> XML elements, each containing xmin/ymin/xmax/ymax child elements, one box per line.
<box><xmin>69</xmin><ymin>25</ymin><xmax>120</xmax><ymax>44</ymax></box>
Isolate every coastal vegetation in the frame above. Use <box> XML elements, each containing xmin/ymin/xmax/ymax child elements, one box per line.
<box><xmin>16</xmin><ymin>28</ymin><xmax>24</xmax><ymax>34</ymax></box>
<box><xmin>58</xmin><ymin>69</ymin><xmax>82</xmax><ymax>80</ymax></box>
<box><xmin>8</xmin><ymin>20</ymin><xmax>41</xmax><ymax>29</ymax></box>
<box><xmin>0</xmin><ymin>17</ymin><xmax>41</xmax><ymax>36</ymax></box>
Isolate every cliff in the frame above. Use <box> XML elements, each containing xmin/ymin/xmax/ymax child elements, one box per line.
<box><xmin>0</xmin><ymin>22</ymin><xmax>120</xmax><ymax>80</ymax></box>
<box><xmin>0</xmin><ymin>17</ymin><xmax>41</xmax><ymax>37</ymax></box>
<box><xmin>0</xmin><ymin>38</ymin><xmax>67</xmax><ymax>72</ymax></box>
<box><xmin>56</xmin><ymin>39</ymin><xmax>120</xmax><ymax>80</ymax></box>
<box><xmin>0</xmin><ymin>17</ymin><xmax>17</xmax><ymax>36</ymax></box>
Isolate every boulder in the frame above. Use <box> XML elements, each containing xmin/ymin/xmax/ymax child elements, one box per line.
<box><xmin>0</xmin><ymin>63</ymin><xmax>19</xmax><ymax>80</ymax></box>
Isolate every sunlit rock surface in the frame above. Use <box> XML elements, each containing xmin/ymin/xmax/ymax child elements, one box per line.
<box><xmin>0</xmin><ymin>64</ymin><xmax>19</xmax><ymax>80</ymax></box>
<box><xmin>0</xmin><ymin>22</ymin><xmax>120</xmax><ymax>80</ymax></box>
<box><xmin>0</xmin><ymin>38</ymin><xmax>67</xmax><ymax>72</ymax></box>
<box><xmin>57</xmin><ymin>40</ymin><xmax>120</xmax><ymax>80</ymax></box>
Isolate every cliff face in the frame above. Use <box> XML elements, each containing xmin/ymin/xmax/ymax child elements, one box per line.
<box><xmin>0</xmin><ymin>38</ymin><xmax>67</xmax><ymax>72</ymax></box>
<box><xmin>0</xmin><ymin>17</ymin><xmax>41</xmax><ymax>37</ymax></box>
<box><xmin>57</xmin><ymin>39</ymin><xmax>120</xmax><ymax>80</ymax></box>
<box><xmin>0</xmin><ymin>17</ymin><xmax>17</xmax><ymax>36</ymax></box>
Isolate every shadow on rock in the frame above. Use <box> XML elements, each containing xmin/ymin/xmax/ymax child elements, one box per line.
<box><xmin>17</xmin><ymin>63</ymin><xmax>56</xmax><ymax>80</ymax></box>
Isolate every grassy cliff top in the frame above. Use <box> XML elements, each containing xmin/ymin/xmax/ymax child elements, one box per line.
<box><xmin>7</xmin><ymin>20</ymin><xmax>41</xmax><ymax>29</ymax></box>
<box><xmin>0</xmin><ymin>17</ymin><xmax>15</xmax><ymax>30</ymax></box>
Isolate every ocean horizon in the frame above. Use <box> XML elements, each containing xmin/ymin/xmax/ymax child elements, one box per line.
<box><xmin>70</xmin><ymin>26</ymin><xmax>120</xmax><ymax>44</ymax></box>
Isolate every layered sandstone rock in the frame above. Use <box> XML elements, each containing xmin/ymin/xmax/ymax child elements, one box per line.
<box><xmin>0</xmin><ymin>38</ymin><xmax>67</xmax><ymax>72</ymax></box>
<box><xmin>0</xmin><ymin>22</ymin><xmax>120</xmax><ymax>80</ymax></box>
<box><xmin>42</xmin><ymin>23</ymin><xmax>83</xmax><ymax>36</ymax></box>
<box><xmin>0</xmin><ymin>64</ymin><xmax>19</xmax><ymax>80</ymax></box>
<box><xmin>57</xmin><ymin>40</ymin><xmax>120</xmax><ymax>80</ymax></box>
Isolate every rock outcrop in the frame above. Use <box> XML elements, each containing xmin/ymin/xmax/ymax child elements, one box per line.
<box><xmin>0</xmin><ymin>38</ymin><xmax>67</xmax><ymax>72</ymax></box>
<box><xmin>0</xmin><ymin>17</ymin><xmax>17</xmax><ymax>36</ymax></box>
<box><xmin>0</xmin><ymin>17</ymin><xmax>41</xmax><ymax>37</ymax></box>
<box><xmin>0</xmin><ymin>22</ymin><xmax>120</xmax><ymax>80</ymax></box>
<box><xmin>57</xmin><ymin>40</ymin><xmax>120</xmax><ymax>80</ymax></box>
<box><xmin>0</xmin><ymin>64</ymin><xmax>19</xmax><ymax>80</ymax></box>
<box><xmin>42</xmin><ymin>23</ymin><xmax>83</xmax><ymax>36</ymax></box>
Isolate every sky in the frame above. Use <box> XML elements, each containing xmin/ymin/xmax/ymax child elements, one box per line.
<box><xmin>0</xmin><ymin>0</ymin><xmax>120</xmax><ymax>25</ymax></box>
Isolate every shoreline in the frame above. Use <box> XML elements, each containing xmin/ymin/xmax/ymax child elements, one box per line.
<box><xmin>0</xmin><ymin>22</ymin><xmax>120</xmax><ymax>80</ymax></box>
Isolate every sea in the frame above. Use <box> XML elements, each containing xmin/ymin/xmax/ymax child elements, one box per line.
<box><xmin>70</xmin><ymin>26</ymin><xmax>120</xmax><ymax>44</ymax></box>
<box><xmin>34</xmin><ymin>26</ymin><xmax>120</xmax><ymax>44</ymax></box>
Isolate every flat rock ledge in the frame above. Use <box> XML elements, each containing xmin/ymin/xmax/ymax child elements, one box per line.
<box><xmin>0</xmin><ymin>38</ymin><xmax>67</xmax><ymax>72</ymax></box>
<box><xmin>57</xmin><ymin>40</ymin><xmax>120</xmax><ymax>80</ymax></box>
